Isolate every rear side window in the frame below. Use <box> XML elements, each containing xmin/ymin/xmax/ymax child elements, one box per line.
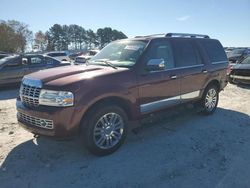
<box><xmin>173</xmin><ymin>39</ymin><xmax>202</xmax><ymax>67</ymax></box>
<box><xmin>45</xmin><ymin>57</ymin><xmax>58</xmax><ymax>65</ymax></box>
<box><xmin>48</xmin><ymin>53</ymin><xmax>66</xmax><ymax>57</ymax></box>
<box><xmin>201</xmin><ymin>40</ymin><xmax>227</xmax><ymax>62</ymax></box>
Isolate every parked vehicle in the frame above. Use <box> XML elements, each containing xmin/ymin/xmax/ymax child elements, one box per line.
<box><xmin>16</xmin><ymin>33</ymin><xmax>228</xmax><ymax>155</ymax></box>
<box><xmin>228</xmin><ymin>55</ymin><xmax>250</xmax><ymax>84</ymax></box>
<box><xmin>0</xmin><ymin>54</ymin><xmax>71</xmax><ymax>85</ymax></box>
<box><xmin>74</xmin><ymin>50</ymin><xmax>100</xmax><ymax>64</ymax></box>
<box><xmin>45</xmin><ymin>51</ymin><xmax>71</xmax><ymax>62</ymax></box>
<box><xmin>227</xmin><ymin>48</ymin><xmax>250</xmax><ymax>63</ymax></box>
<box><xmin>68</xmin><ymin>51</ymin><xmax>85</xmax><ymax>60</ymax></box>
<box><xmin>224</xmin><ymin>47</ymin><xmax>234</xmax><ymax>56</ymax></box>
<box><xmin>0</xmin><ymin>51</ymin><xmax>11</xmax><ymax>59</ymax></box>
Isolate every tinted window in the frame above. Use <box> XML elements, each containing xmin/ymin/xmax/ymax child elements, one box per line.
<box><xmin>30</xmin><ymin>57</ymin><xmax>43</xmax><ymax>64</ymax></box>
<box><xmin>173</xmin><ymin>40</ymin><xmax>201</xmax><ymax>67</ymax></box>
<box><xmin>201</xmin><ymin>40</ymin><xmax>227</xmax><ymax>62</ymax></box>
<box><xmin>45</xmin><ymin>57</ymin><xmax>58</xmax><ymax>65</ymax></box>
<box><xmin>0</xmin><ymin>56</ymin><xmax>20</xmax><ymax>66</ymax></box>
<box><xmin>241</xmin><ymin>56</ymin><xmax>250</xmax><ymax>64</ymax></box>
<box><xmin>144</xmin><ymin>40</ymin><xmax>174</xmax><ymax>69</ymax></box>
<box><xmin>48</xmin><ymin>53</ymin><xmax>67</xmax><ymax>57</ymax></box>
<box><xmin>7</xmin><ymin>58</ymin><xmax>21</xmax><ymax>67</ymax></box>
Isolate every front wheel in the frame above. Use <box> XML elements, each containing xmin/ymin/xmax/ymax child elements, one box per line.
<box><xmin>82</xmin><ymin>105</ymin><xmax>128</xmax><ymax>156</ymax></box>
<box><xmin>200</xmin><ymin>85</ymin><xmax>219</xmax><ymax>115</ymax></box>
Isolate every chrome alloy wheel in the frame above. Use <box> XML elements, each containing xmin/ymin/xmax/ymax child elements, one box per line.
<box><xmin>205</xmin><ymin>88</ymin><xmax>217</xmax><ymax>111</ymax></box>
<box><xmin>93</xmin><ymin>113</ymin><xmax>124</xmax><ymax>149</ymax></box>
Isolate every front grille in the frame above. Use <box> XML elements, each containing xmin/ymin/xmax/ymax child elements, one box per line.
<box><xmin>18</xmin><ymin>112</ymin><xmax>53</xmax><ymax>129</ymax></box>
<box><xmin>20</xmin><ymin>84</ymin><xmax>41</xmax><ymax>106</ymax></box>
<box><xmin>232</xmin><ymin>69</ymin><xmax>250</xmax><ymax>76</ymax></box>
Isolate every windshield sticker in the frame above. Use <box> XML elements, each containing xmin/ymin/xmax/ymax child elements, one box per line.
<box><xmin>124</xmin><ymin>45</ymin><xmax>141</xmax><ymax>51</ymax></box>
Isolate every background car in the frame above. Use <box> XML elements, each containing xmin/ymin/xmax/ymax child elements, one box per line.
<box><xmin>0</xmin><ymin>51</ymin><xmax>11</xmax><ymax>59</ymax></box>
<box><xmin>227</xmin><ymin>48</ymin><xmax>250</xmax><ymax>63</ymax></box>
<box><xmin>0</xmin><ymin>54</ymin><xmax>71</xmax><ymax>85</ymax></box>
<box><xmin>45</xmin><ymin>51</ymin><xmax>71</xmax><ymax>62</ymax></box>
<box><xmin>74</xmin><ymin>50</ymin><xmax>100</xmax><ymax>64</ymax></box>
<box><xmin>224</xmin><ymin>47</ymin><xmax>234</xmax><ymax>56</ymax></box>
<box><xmin>228</xmin><ymin>55</ymin><xmax>250</xmax><ymax>84</ymax></box>
<box><xmin>68</xmin><ymin>51</ymin><xmax>85</xmax><ymax>60</ymax></box>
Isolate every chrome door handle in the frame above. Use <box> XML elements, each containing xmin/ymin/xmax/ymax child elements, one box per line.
<box><xmin>170</xmin><ymin>75</ymin><xmax>177</xmax><ymax>79</ymax></box>
<box><xmin>202</xmin><ymin>70</ymin><xmax>208</xmax><ymax>73</ymax></box>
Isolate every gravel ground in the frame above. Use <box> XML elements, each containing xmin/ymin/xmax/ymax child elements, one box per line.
<box><xmin>0</xmin><ymin>83</ymin><xmax>250</xmax><ymax>188</ymax></box>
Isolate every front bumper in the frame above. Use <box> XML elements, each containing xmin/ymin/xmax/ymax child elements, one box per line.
<box><xmin>16</xmin><ymin>99</ymin><xmax>81</xmax><ymax>137</ymax></box>
<box><xmin>229</xmin><ymin>74</ymin><xmax>250</xmax><ymax>84</ymax></box>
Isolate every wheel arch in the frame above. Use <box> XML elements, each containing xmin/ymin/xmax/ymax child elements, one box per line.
<box><xmin>201</xmin><ymin>79</ymin><xmax>220</xmax><ymax>98</ymax></box>
<box><xmin>206</xmin><ymin>79</ymin><xmax>220</xmax><ymax>90</ymax></box>
<box><xmin>80</xmin><ymin>96</ymin><xmax>135</xmax><ymax>127</ymax></box>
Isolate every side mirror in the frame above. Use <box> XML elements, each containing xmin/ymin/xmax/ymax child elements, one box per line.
<box><xmin>22</xmin><ymin>58</ymin><xmax>28</xmax><ymax>65</ymax></box>
<box><xmin>146</xmin><ymin>59</ymin><xmax>165</xmax><ymax>71</ymax></box>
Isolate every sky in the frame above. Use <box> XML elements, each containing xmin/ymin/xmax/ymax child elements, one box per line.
<box><xmin>0</xmin><ymin>0</ymin><xmax>250</xmax><ymax>47</ymax></box>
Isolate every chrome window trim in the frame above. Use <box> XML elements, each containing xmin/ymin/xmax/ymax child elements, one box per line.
<box><xmin>149</xmin><ymin>64</ymin><xmax>204</xmax><ymax>73</ymax></box>
<box><xmin>211</xmin><ymin>61</ymin><xmax>228</xmax><ymax>65</ymax></box>
<box><xmin>140</xmin><ymin>90</ymin><xmax>201</xmax><ymax>114</ymax></box>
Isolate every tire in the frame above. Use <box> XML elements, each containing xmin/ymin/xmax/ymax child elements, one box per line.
<box><xmin>200</xmin><ymin>85</ymin><xmax>219</xmax><ymax>115</ymax></box>
<box><xmin>81</xmin><ymin>105</ymin><xmax>128</xmax><ymax>156</ymax></box>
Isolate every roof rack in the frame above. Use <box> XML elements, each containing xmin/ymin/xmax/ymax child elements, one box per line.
<box><xmin>165</xmin><ymin>33</ymin><xmax>209</xmax><ymax>38</ymax></box>
<box><xmin>134</xmin><ymin>33</ymin><xmax>166</xmax><ymax>38</ymax></box>
<box><xmin>134</xmin><ymin>33</ymin><xmax>210</xmax><ymax>39</ymax></box>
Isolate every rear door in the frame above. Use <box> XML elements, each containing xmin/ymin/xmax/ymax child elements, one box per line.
<box><xmin>137</xmin><ymin>39</ymin><xmax>181</xmax><ymax>114</ymax></box>
<box><xmin>171</xmin><ymin>38</ymin><xmax>208</xmax><ymax>103</ymax></box>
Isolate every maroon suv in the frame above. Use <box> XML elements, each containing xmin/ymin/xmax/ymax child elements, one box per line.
<box><xmin>16</xmin><ymin>33</ymin><xmax>228</xmax><ymax>155</ymax></box>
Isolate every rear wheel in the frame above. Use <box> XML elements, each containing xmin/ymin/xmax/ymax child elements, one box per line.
<box><xmin>81</xmin><ymin>105</ymin><xmax>128</xmax><ymax>156</ymax></box>
<box><xmin>200</xmin><ymin>85</ymin><xmax>219</xmax><ymax>115</ymax></box>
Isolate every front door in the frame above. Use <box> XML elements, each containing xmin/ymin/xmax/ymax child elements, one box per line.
<box><xmin>137</xmin><ymin>39</ymin><xmax>181</xmax><ymax>114</ymax></box>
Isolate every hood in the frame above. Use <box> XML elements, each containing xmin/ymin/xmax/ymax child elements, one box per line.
<box><xmin>24</xmin><ymin>64</ymin><xmax>128</xmax><ymax>87</ymax></box>
<box><xmin>228</xmin><ymin>54</ymin><xmax>241</xmax><ymax>59</ymax></box>
<box><xmin>232</xmin><ymin>63</ymin><xmax>250</xmax><ymax>70</ymax></box>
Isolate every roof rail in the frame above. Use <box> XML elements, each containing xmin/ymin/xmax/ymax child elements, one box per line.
<box><xmin>135</xmin><ymin>33</ymin><xmax>166</xmax><ymax>38</ymax></box>
<box><xmin>165</xmin><ymin>33</ymin><xmax>210</xmax><ymax>38</ymax></box>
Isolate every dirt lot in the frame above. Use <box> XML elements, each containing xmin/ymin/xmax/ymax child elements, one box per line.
<box><xmin>0</xmin><ymin>83</ymin><xmax>249</xmax><ymax>188</ymax></box>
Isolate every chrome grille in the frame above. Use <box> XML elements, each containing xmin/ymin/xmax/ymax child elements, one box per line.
<box><xmin>18</xmin><ymin>112</ymin><xmax>53</xmax><ymax>129</ymax></box>
<box><xmin>20</xmin><ymin>84</ymin><xmax>41</xmax><ymax>106</ymax></box>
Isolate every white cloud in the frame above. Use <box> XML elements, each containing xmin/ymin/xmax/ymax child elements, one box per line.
<box><xmin>177</xmin><ymin>15</ymin><xmax>191</xmax><ymax>21</ymax></box>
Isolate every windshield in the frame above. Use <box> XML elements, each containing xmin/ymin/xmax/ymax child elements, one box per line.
<box><xmin>89</xmin><ymin>40</ymin><xmax>147</xmax><ymax>67</ymax></box>
<box><xmin>48</xmin><ymin>53</ymin><xmax>67</xmax><ymax>57</ymax></box>
<box><xmin>241</xmin><ymin>56</ymin><xmax>250</xmax><ymax>64</ymax></box>
<box><xmin>0</xmin><ymin>55</ymin><xmax>19</xmax><ymax>65</ymax></box>
<box><xmin>232</xmin><ymin>49</ymin><xmax>245</xmax><ymax>55</ymax></box>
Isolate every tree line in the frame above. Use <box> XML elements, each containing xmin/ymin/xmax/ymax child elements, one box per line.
<box><xmin>0</xmin><ymin>20</ymin><xmax>127</xmax><ymax>53</ymax></box>
<box><xmin>0</xmin><ymin>20</ymin><xmax>32</xmax><ymax>53</ymax></box>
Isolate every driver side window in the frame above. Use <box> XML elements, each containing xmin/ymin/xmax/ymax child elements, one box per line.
<box><xmin>30</xmin><ymin>57</ymin><xmax>43</xmax><ymax>64</ymax></box>
<box><xmin>144</xmin><ymin>40</ymin><xmax>175</xmax><ymax>70</ymax></box>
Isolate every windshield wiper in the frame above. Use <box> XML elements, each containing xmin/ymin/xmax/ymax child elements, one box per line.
<box><xmin>92</xmin><ymin>59</ymin><xmax>118</xmax><ymax>69</ymax></box>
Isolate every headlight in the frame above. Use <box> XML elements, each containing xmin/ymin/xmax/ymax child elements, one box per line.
<box><xmin>39</xmin><ymin>89</ymin><xmax>74</xmax><ymax>107</ymax></box>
